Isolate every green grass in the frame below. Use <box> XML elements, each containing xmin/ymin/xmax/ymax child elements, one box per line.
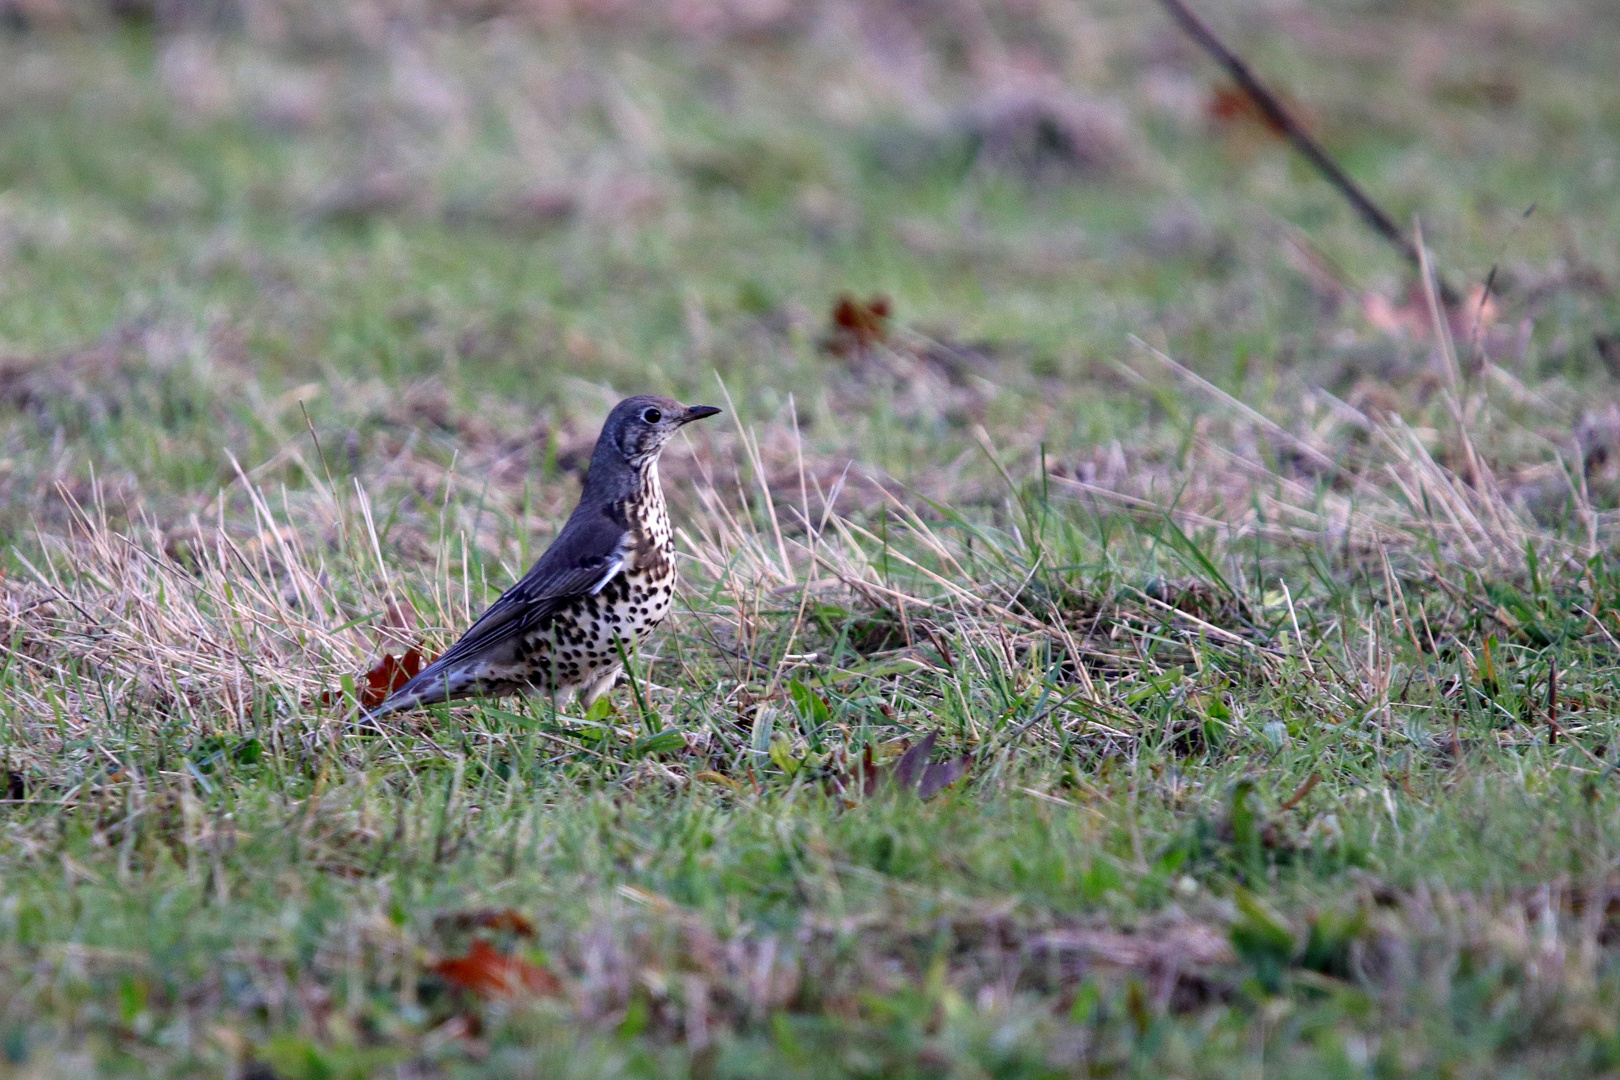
<box><xmin>3</xmin><ymin>1</ymin><xmax>1620</xmax><ymax>1076</ymax></box>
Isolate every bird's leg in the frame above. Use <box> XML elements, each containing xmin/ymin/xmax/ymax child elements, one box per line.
<box><xmin>580</xmin><ymin>666</ymin><xmax>622</xmax><ymax>710</ymax></box>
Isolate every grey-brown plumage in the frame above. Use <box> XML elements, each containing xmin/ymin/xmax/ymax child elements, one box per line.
<box><xmin>367</xmin><ymin>395</ymin><xmax>720</xmax><ymax>719</ymax></box>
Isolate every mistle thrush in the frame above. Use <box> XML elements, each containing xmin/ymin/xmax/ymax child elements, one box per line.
<box><xmin>367</xmin><ymin>395</ymin><xmax>720</xmax><ymax>718</ymax></box>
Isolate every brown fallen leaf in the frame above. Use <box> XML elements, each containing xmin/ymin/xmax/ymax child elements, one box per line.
<box><xmin>891</xmin><ymin>732</ymin><xmax>934</xmax><ymax>792</ymax></box>
<box><xmin>832</xmin><ymin>733</ymin><xmax>971</xmax><ymax>801</ymax></box>
<box><xmin>918</xmin><ymin>753</ymin><xmax>971</xmax><ymax>799</ymax></box>
<box><xmin>1279</xmin><ymin>772</ymin><xmax>1320</xmax><ymax>811</ymax></box>
<box><xmin>822</xmin><ymin>293</ymin><xmax>891</xmax><ymax>357</ymax></box>
<box><xmin>318</xmin><ymin>646</ymin><xmax>429</xmax><ymax>709</ymax></box>
<box><xmin>355</xmin><ymin>647</ymin><xmax>424</xmax><ymax>708</ymax></box>
<box><xmin>434</xmin><ymin>940</ymin><xmax>561</xmax><ymax>999</ymax></box>
<box><xmin>1206</xmin><ymin>84</ymin><xmax>1290</xmax><ymax>137</ymax></box>
<box><xmin>892</xmin><ymin>732</ymin><xmax>972</xmax><ymax>798</ymax></box>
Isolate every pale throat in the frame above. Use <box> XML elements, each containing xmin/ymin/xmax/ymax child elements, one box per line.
<box><xmin>626</xmin><ymin>457</ymin><xmax>669</xmax><ymax>554</ymax></box>
<box><xmin>636</xmin><ymin>457</ymin><xmax>661</xmax><ymax>499</ymax></box>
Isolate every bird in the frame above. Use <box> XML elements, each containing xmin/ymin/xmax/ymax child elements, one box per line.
<box><xmin>365</xmin><ymin>395</ymin><xmax>720</xmax><ymax>720</ymax></box>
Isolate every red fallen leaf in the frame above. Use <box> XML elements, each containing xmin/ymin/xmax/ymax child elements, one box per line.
<box><xmin>359</xmin><ymin>647</ymin><xmax>424</xmax><ymax>707</ymax></box>
<box><xmin>1204</xmin><ymin>82</ymin><xmax>1325</xmax><ymax>140</ymax></box>
<box><xmin>434</xmin><ymin>940</ymin><xmax>561</xmax><ymax>999</ymax></box>
<box><xmin>828</xmin><ymin>293</ymin><xmax>891</xmax><ymax>353</ymax></box>
<box><xmin>861</xmin><ymin>742</ymin><xmax>880</xmax><ymax>797</ymax></box>
<box><xmin>317</xmin><ymin>647</ymin><xmax>429</xmax><ymax>709</ymax></box>
<box><xmin>1206</xmin><ymin>85</ymin><xmax>1288</xmax><ymax>137</ymax></box>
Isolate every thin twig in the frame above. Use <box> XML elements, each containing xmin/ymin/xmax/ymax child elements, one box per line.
<box><xmin>1155</xmin><ymin>0</ymin><xmax>1459</xmax><ymax>304</ymax></box>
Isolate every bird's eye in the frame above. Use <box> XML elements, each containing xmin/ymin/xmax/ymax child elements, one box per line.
<box><xmin>641</xmin><ymin>407</ymin><xmax>663</xmax><ymax>424</ymax></box>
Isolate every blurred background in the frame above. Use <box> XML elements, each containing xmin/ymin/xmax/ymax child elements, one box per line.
<box><xmin>0</xmin><ymin>0</ymin><xmax>1616</xmax><ymax>543</ymax></box>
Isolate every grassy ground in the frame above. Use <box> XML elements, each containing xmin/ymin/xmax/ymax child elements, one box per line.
<box><xmin>3</xmin><ymin>0</ymin><xmax>1620</xmax><ymax>1076</ymax></box>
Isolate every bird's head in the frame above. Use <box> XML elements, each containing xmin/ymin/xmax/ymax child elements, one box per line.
<box><xmin>593</xmin><ymin>395</ymin><xmax>721</xmax><ymax>474</ymax></box>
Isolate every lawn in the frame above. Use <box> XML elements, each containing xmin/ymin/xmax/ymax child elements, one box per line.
<box><xmin>2</xmin><ymin>0</ymin><xmax>1620</xmax><ymax>1076</ymax></box>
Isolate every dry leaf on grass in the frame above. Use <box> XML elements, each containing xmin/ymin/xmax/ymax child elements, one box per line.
<box><xmin>822</xmin><ymin>293</ymin><xmax>891</xmax><ymax>356</ymax></box>
<box><xmin>434</xmin><ymin>940</ymin><xmax>561</xmax><ymax>999</ymax></box>
<box><xmin>318</xmin><ymin>647</ymin><xmax>428</xmax><ymax>709</ymax></box>
<box><xmin>1204</xmin><ymin>83</ymin><xmax>1320</xmax><ymax>138</ymax></box>
<box><xmin>832</xmin><ymin>732</ymin><xmax>970</xmax><ymax>801</ymax></box>
<box><xmin>892</xmin><ymin>732</ymin><xmax>972</xmax><ymax>798</ymax></box>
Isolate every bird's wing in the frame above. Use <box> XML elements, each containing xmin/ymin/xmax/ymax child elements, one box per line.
<box><xmin>377</xmin><ymin>507</ymin><xmax>628</xmax><ymax>707</ymax></box>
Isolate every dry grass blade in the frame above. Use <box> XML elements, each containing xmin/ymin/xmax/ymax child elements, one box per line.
<box><xmin>1095</xmin><ymin>340</ymin><xmax>1605</xmax><ymax>582</ymax></box>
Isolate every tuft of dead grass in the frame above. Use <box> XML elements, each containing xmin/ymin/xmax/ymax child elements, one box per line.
<box><xmin>4</xmin><ymin>324</ymin><xmax>1610</xmax><ymax>801</ymax></box>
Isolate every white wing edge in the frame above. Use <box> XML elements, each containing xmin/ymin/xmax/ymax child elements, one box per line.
<box><xmin>588</xmin><ymin>548</ymin><xmax>628</xmax><ymax>594</ymax></box>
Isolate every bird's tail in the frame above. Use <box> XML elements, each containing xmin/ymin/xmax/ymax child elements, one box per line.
<box><xmin>350</xmin><ymin>692</ymin><xmax>411</xmax><ymax>732</ymax></box>
<box><xmin>352</xmin><ymin>661</ymin><xmax>456</xmax><ymax>729</ymax></box>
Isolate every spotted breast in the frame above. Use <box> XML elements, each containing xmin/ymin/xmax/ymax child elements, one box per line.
<box><xmin>509</xmin><ymin>465</ymin><xmax>676</xmax><ymax>704</ymax></box>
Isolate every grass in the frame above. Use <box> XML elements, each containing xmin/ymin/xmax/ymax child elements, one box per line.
<box><xmin>2</xmin><ymin>0</ymin><xmax>1620</xmax><ymax>1076</ymax></box>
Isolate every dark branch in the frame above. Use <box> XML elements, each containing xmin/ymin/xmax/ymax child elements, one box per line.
<box><xmin>1156</xmin><ymin>0</ymin><xmax>1460</xmax><ymax>305</ymax></box>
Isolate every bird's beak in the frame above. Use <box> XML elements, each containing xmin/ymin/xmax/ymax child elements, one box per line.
<box><xmin>681</xmin><ymin>405</ymin><xmax>722</xmax><ymax>424</ymax></box>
